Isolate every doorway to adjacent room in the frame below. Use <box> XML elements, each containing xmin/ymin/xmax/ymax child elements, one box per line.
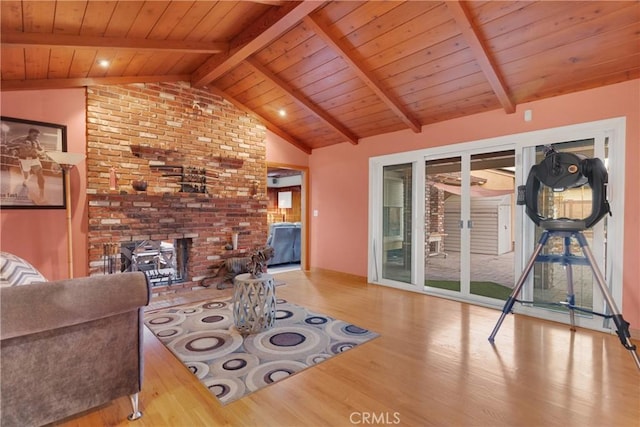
<box><xmin>266</xmin><ymin>164</ymin><xmax>308</xmax><ymax>273</ymax></box>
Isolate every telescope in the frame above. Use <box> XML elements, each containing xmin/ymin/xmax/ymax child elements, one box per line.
<box><xmin>522</xmin><ymin>146</ymin><xmax>610</xmax><ymax>230</ymax></box>
<box><xmin>490</xmin><ymin>145</ymin><xmax>640</xmax><ymax>370</ymax></box>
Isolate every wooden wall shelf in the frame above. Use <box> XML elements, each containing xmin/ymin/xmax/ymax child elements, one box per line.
<box><xmin>216</xmin><ymin>155</ymin><xmax>243</xmax><ymax>169</ymax></box>
<box><xmin>131</xmin><ymin>145</ymin><xmax>183</xmax><ymax>161</ymax></box>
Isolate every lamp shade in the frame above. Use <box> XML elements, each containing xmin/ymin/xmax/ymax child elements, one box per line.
<box><xmin>47</xmin><ymin>151</ymin><xmax>85</xmax><ymax>166</ymax></box>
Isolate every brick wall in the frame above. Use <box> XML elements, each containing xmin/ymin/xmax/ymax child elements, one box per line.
<box><xmin>425</xmin><ymin>184</ymin><xmax>445</xmax><ymax>253</ymax></box>
<box><xmin>86</xmin><ymin>82</ymin><xmax>268</xmax><ymax>292</ymax></box>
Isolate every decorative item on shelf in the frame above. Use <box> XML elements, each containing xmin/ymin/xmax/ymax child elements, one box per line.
<box><xmin>181</xmin><ymin>166</ymin><xmax>207</xmax><ymax>193</ymax></box>
<box><xmin>231</xmin><ymin>232</ymin><xmax>239</xmax><ymax>250</ymax></box>
<box><xmin>109</xmin><ymin>167</ymin><xmax>118</xmax><ymax>190</ymax></box>
<box><xmin>191</xmin><ymin>101</ymin><xmax>208</xmax><ymax>116</ymax></box>
<box><xmin>151</xmin><ymin>165</ymin><xmax>182</xmax><ymax>185</ymax></box>
<box><xmin>150</xmin><ymin>164</ymin><xmax>212</xmax><ymax>193</ymax></box>
<box><xmin>132</xmin><ymin>180</ymin><xmax>147</xmax><ymax>191</ymax></box>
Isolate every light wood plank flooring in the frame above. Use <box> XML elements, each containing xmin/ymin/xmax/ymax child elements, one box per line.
<box><xmin>57</xmin><ymin>269</ymin><xmax>639</xmax><ymax>426</ymax></box>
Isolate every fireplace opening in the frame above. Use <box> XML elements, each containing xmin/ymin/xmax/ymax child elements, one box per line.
<box><xmin>119</xmin><ymin>239</ymin><xmax>189</xmax><ymax>286</ymax></box>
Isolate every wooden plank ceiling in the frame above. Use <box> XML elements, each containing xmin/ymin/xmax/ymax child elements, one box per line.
<box><xmin>2</xmin><ymin>1</ymin><xmax>638</xmax><ymax>153</ymax></box>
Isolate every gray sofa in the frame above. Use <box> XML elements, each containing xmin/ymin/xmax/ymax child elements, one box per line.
<box><xmin>1</xmin><ymin>268</ymin><xmax>151</xmax><ymax>426</ymax></box>
<box><xmin>267</xmin><ymin>222</ymin><xmax>301</xmax><ymax>265</ymax></box>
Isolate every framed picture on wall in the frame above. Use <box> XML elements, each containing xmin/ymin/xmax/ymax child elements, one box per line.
<box><xmin>0</xmin><ymin>116</ymin><xmax>67</xmax><ymax>209</ymax></box>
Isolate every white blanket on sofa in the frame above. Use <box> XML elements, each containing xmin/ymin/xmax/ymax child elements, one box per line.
<box><xmin>0</xmin><ymin>252</ymin><xmax>47</xmax><ymax>287</ymax></box>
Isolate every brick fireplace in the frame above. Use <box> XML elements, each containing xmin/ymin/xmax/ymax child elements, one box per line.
<box><xmin>86</xmin><ymin>82</ymin><xmax>268</xmax><ymax>292</ymax></box>
<box><xmin>120</xmin><ymin>238</ymin><xmax>189</xmax><ymax>286</ymax></box>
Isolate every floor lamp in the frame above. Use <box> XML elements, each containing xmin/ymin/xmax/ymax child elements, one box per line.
<box><xmin>48</xmin><ymin>151</ymin><xmax>85</xmax><ymax>279</ymax></box>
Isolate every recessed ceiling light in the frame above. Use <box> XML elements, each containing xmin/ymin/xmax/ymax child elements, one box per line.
<box><xmin>98</xmin><ymin>60</ymin><xmax>110</xmax><ymax>68</ymax></box>
<box><xmin>278</xmin><ymin>109</ymin><xmax>286</xmax><ymax>117</ymax></box>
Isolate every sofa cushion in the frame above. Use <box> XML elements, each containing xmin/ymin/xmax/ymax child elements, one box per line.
<box><xmin>0</xmin><ymin>252</ymin><xmax>47</xmax><ymax>287</ymax></box>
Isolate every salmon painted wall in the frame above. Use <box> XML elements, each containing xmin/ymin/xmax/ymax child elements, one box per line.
<box><xmin>1</xmin><ymin>82</ymin><xmax>637</xmax><ymax>327</ymax></box>
<box><xmin>1</xmin><ymin>89</ymin><xmax>87</xmax><ymax>280</ymax></box>
<box><xmin>307</xmin><ymin>79</ymin><xmax>639</xmax><ymax>327</ymax></box>
<box><xmin>266</xmin><ymin>132</ymin><xmax>309</xmax><ymax>167</ymax></box>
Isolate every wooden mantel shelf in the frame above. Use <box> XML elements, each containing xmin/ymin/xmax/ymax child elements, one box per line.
<box><xmin>88</xmin><ymin>192</ymin><xmax>268</xmax><ymax>203</ymax></box>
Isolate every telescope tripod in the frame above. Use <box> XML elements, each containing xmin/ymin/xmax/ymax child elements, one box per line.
<box><xmin>488</xmin><ymin>225</ymin><xmax>640</xmax><ymax>370</ymax></box>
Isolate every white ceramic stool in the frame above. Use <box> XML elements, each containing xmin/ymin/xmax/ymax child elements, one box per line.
<box><xmin>232</xmin><ymin>273</ymin><xmax>276</xmax><ymax>335</ymax></box>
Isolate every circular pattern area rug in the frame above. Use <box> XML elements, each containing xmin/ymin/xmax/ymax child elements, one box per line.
<box><xmin>144</xmin><ymin>297</ymin><xmax>379</xmax><ymax>404</ymax></box>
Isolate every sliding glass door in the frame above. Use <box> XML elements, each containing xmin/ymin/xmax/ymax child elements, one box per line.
<box><xmin>424</xmin><ymin>151</ymin><xmax>515</xmax><ymax>304</ymax></box>
<box><xmin>369</xmin><ymin>118</ymin><xmax>625</xmax><ymax>333</ymax></box>
<box><xmin>370</xmin><ymin>148</ymin><xmax>517</xmax><ymax>300</ymax></box>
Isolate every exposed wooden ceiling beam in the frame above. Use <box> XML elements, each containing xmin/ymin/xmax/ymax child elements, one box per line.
<box><xmin>208</xmin><ymin>86</ymin><xmax>312</xmax><ymax>155</ymax></box>
<box><xmin>1</xmin><ymin>32</ymin><xmax>228</xmax><ymax>54</ymax></box>
<box><xmin>248</xmin><ymin>1</ymin><xmax>289</xmax><ymax>5</ymax></box>
<box><xmin>0</xmin><ymin>75</ymin><xmax>190</xmax><ymax>91</ymax></box>
<box><xmin>191</xmin><ymin>1</ymin><xmax>324</xmax><ymax>87</ymax></box>
<box><xmin>304</xmin><ymin>16</ymin><xmax>423</xmax><ymax>134</ymax></box>
<box><xmin>446</xmin><ymin>1</ymin><xmax>516</xmax><ymax>114</ymax></box>
<box><xmin>246</xmin><ymin>57</ymin><xmax>359</xmax><ymax>145</ymax></box>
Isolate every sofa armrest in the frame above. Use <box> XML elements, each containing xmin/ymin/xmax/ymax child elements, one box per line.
<box><xmin>1</xmin><ymin>272</ymin><xmax>150</xmax><ymax>340</ymax></box>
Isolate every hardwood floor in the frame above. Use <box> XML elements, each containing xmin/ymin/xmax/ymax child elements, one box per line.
<box><xmin>58</xmin><ymin>269</ymin><xmax>639</xmax><ymax>426</ymax></box>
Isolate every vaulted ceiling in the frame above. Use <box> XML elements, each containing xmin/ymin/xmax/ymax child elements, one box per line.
<box><xmin>1</xmin><ymin>1</ymin><xmax>638</xmax><ymax>153</ymax></box>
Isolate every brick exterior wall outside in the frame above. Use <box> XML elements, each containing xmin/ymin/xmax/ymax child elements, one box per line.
<box><xmin>86</xmin><ymin>82</ymin><xmax>268</xmax><ymax>292</ymax></box>
<box><xmin>425</xmin><ymin>184</ymin><xmax>445</xmax><ymax>253</ymax></box>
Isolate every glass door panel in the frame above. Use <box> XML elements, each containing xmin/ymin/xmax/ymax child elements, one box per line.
<box><xmin>425</xmin><ymin>157</ymin><xmax>461</xmax><ymax>292</ymax></box>
<box><xmin>469</xmin><ymin>150</ymin><xmax>516</xmax><ymax>301</ymax></box>
<box><xmin>382</xmin><ymin>163</ymin><xmax>412</xmax><ymax>283</ymax></box>
<box><xmin>531</xmin><ymin>139</ymin><xmax>603</xmax><ymax>315</ymax></box>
